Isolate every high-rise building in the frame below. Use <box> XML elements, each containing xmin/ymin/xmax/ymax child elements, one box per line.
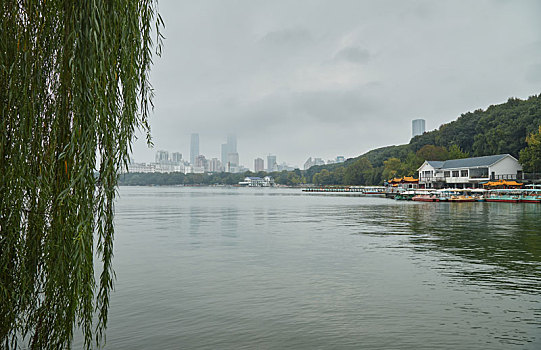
<box><xmin>221</xmin><ymin>143</ymin><xmax>228</xmax><ymax>166</ymax></box>
<box><xmin>336</xmin><ymin>156</ymin><xmax>345</xmax><ymax>163</ymax></box>
<box><xmin>254</xmin><ymin>158</ymin><xmax>264</xmax><ymax>172</ymax></box>
<box><xmin>304</xmin><ymin>157</ymin><xmax>325</xmax><ymax>170</ymax></box>
<box><xmin>221</xmin><ymin>134</ymin><xmax>237</xmax><ymax>166</ymax></box>
<box><xmin>190</xmin><ymin>133</ymin><xmax>199</xmax><ymax>165</ymax></box>
<box><xmin>155</xmin><ymin>150</ymin><xmax>169</xmax><ymax>163</ymax></box>
<box><xmin>412</xmin><ymin>119</ymin><xmax>426</xmax><ymax>138</ymax></box>
<box><xmin>171</xmin><ymin>152</ymin><xmax>182</xmax><ymax>163</ymax></box>
<box><xmin>195</xmin><ymin>154</ymin><xmax>207</xmax><ymax>170</ymax></box>
<box><xmin>267</xmin><ymin>155</ymin><xmax>277</xmax><ymax>172</ymax></box>
<box><xmin>209</xmin><ymin>158</ymin><xmax>221</xmax><ymax>172</ymax></box>
<box><xmin>227</xmin><ymin>134</ymin><xmax>237</xmax><ymax>153</ymax></box>
<box><xmin>228</xmin><ymin>152</ymin><xmax>239</xmax><ymax>167</ymax></box>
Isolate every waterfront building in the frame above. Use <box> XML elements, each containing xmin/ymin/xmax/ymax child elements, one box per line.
<box><xmin>412</xmin><ymin>119</ymin><xmax>426</xmax><ymax>138</ymax></box>
<box><xmin>267</xmin><ymin>155</ymin><xmax>277</xmax><ymax>172</ymax></box>
<box><xmin>263</xmin><ymin>176</ymin><xmax>275</xmax><ymax>187</ymax></box>
<box><xmin>418</xmin><ymin>154</ymin><xmax>522</xmax><ymax>189</ymax></box>
<box><xmin>238</xmin><ymin>176</ymin><xmax>275</xmax><ymax>187</ymax></box>
<box><xmin>254</xmin><ymin>158</ymin><xmax>264</xmax><ymax>172</ymax></box>
<box><xmin>386</xmin><ymin>176</ymin><xmax>419</xmax><ymax>190</ymax></box>
<box><xmin>128</xmin><ymin>162</ymin><xmax>156</xmax><ymax>173</ymax></box>
<box><xmin>239</xmin><ymin>176</ymin><xmax>264</xmax><ymax>187</ymax></box>
<box><xmin>190</xmin><ymin>133</ymin><xmax>199</xmax><ymax>165</ymax></box>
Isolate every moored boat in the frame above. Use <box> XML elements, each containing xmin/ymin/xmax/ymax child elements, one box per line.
<box><xmin>395</xmin><ymin>190</ymin><xmax>416</xmax><ymax>200</ymax></box>
<box><xmin>412</xmin><ymin>190</ymin><xmax>439</xmax><ymax>202</ymax></box>
<box><xmin>486</xmin><ymin>189</ymin><xmax>521</xmax><ymax>203</ymax></box>
<box><xmin>519</xmin><ymin>188</ymin><xmax>541</xmax><ymax>203</ymax></box>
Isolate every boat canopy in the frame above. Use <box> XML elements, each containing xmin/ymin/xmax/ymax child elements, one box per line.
<box><xmin>482</xmin><ymin>179</ymin><xmax>523</xmax><ymax>188</ymax></box>
<box><xmin>388</xmin><ymin>176</ymin><xmax>419</xmax><ymax>184</ymax></box>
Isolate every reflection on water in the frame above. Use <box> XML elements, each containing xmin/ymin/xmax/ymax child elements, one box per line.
<box><xmin>406</xmin><ymin>202</ymin><xmax>540</xmax><ymax>295</ymax></box>
<box><xmin>75</xmin><ymin>187</ymin><xmax>541</xmax><ymax>349</ymax></box>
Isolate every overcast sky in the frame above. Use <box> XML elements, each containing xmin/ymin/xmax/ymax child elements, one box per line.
<box><xmin>131</xmin><ymin>0</ymin><xmax>541</xmax><ymax>169</ymax></box>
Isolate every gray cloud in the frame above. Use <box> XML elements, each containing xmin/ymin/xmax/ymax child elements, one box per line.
<box><xmin>334</xmin><ymin>46</ymin><xmax>371</xmax><ymax>64</ymax></box>
<box><xmin>259</xmin><ymin>28</ymin><xmax>312</xmax><ymax>47</ymax></box>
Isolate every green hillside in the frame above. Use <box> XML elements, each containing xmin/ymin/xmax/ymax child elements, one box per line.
<box><xmin>307</xmin><ymin>94</ymin><xmax>541</xmax><ymax>185</ymax></box>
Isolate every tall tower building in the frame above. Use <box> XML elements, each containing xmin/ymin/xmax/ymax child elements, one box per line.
<box><xmin>221</xmin><ymin>143</ymin><xmax>228</xmax><ymax>166</ymax></box>
<box><xmin>190</xmin><ymin>133</ymin><xmax>199</xmax><ymax>165</ymax></box>
<box><xmin>209</xmin><ymin>158</ymin><xmax>221</xmax><ymax>172</ymax></box>
<box><xmin>221</xmin><ymin>134</ymin><xmax>238</xmax><ymax>168</ymax></box>
<box><xmin>227</xmin><ymin>134</ymin><xmax>237</xmax><ymax>153</ymax></box>
<box><xmin>171</xmin><ymin>152</ymin><xmax>182</xmax><ymax>163</ymax></box>
<box><xmin>228</xmin><ymin>152</ymin><xmax>239</xmax><ymax>167</ymax></box>
<box><xmin>267</xmin><ymin>155</ymin><xmax>277</xmax><ymax>172</ymax></box>
<box><xmin>155</xmin><ymin>150</ymin><xmax>169</xmax><ymax>163</ymax></box>
<box><xmin>412</xmin><ymin>119</ymin><xmax>426</xmax><ymax>138</ymax></box>
<box><xmin>254</xmin><ymin>158</ymin><xmax>264</xmax><ymax>172</ymax></box>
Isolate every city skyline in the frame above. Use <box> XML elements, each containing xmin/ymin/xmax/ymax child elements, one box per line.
<box><xmin>130</xmin><ymin>0</ymin><xmax>540</xmax><ymax>168</ymax></box>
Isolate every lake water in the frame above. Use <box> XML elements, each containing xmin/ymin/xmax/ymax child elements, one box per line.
<box><xmin>84</xmin><ymin>186</ymin><xmax>541</xmax><ymax>349</ymax></box>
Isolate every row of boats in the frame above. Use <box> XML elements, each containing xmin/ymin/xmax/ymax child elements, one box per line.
<box><xmin>396</xmin><ymin>188</ymin><xmax>541</xmax><ymax>203</ymax></box>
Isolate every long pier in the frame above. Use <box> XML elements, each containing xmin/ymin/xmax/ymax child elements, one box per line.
<box><xmin>302</xmin><ymin>186</ymin><xmax>386</xmax><ymax>196</ymax></box>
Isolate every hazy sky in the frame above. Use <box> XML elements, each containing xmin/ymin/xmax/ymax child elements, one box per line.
<box><xmin>132</xmin><ymin>0</ymin><xmax>541</xmax><ymax>169</ymax></box>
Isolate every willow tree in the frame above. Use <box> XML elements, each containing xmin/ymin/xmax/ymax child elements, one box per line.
<box><xmin>1</xmin><ymin>1</ymin><xmax>162</xmax><ymax>348</ymax></box>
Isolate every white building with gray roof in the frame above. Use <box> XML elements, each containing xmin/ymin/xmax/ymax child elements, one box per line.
<box><xmin>418</xmin><ymin>154</ymin><xmax>522</xmax><ymax>189</ymax></box>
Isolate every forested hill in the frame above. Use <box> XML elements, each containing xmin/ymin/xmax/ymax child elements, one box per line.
<box><xmin>304</xmin><ymin>94</ymin><xmax>541</xmax><ymax>183</ymax></box>
<box><xmin>409</xmin><ymin>95</ymin><xmax>541</xmax><ymax>159</ymax></box>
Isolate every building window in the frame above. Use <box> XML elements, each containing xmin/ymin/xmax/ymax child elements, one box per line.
<box><xmin>452</xmin><ymin>170</ymin><xmax>459</xmax><ymax>177</ymax></box>
<box><xmin>461</xmin><ymin>170</ymin><xmax>468</xmax><ymax>177</ymax></box>
<box><xmin>444</xmin><ymin>171</ymin><xmax>450</xmax><ymax>177</ymax></box>
<box><xmin>469</xmin><ymin>167</ymin><xmax>488</xmax><ymax>179</ymax></box>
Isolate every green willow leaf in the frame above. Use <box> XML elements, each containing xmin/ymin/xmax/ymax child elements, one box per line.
<box><xmin>1</xmin><ymin>1</ymin><xmax>162</xmax><ymax>349</ymax></box>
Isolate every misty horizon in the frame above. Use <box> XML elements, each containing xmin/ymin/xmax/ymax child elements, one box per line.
<box><xmin>131</xmin><ymin>0</ymin><xmax>541</xmax><ymax>169</ymax></box>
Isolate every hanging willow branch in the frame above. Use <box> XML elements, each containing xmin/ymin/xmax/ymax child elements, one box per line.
<box><xmin>0</xmin><ymin>1</ymin><xmax>162</xmax><ymax>348</ymax></box>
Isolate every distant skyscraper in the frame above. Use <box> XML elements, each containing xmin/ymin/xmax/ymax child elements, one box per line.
<box><xmin>267</xmin><ymin>155</ymin><xmax>277</xmax><ymax>172</ymax></box>
<box><xmin>209</xmin><ymin>158</ymin><xmax>221</xmax><ymax>172</ymax></box>
<box><xmin>190</xmin><ymin>133</ymin><xmax>199</xmax><ymax>165</ymax></box>
<box><xmin>221</xmin><ymin>143</ymin><xmax>228</xmax><ymax>166</ymax></box>
<box><xmin>228</xmin><ymin>152</ymin><xmax>239</xmax><ymax>166</ymax></box>
<box><xmin>227</xmin><ymin>134</ymin><xmax>237</xmax><ymax>153</ymax></box>
<box><xmin>412</xmin><ymin>119</ymin><xmax>426</xmax><ymax>138</ymax></box>
<box><xmin>155</xmin><ymin>150</ymin><xmax>169</xmax><ymax>163</ymax></box>
<box><xmin>171</xmin><ymin>152</ymin><xmax>182</xmax><ymax>163</ymax></box>
<box><xmin>254</xmin><ymin>158</ymin><xmax>264</xmax><ymax>172</ymax></box>
<box><xmin>221</xmin><ymin>134</ymin><xmax>238</xmax><ymax>168</ymax></box>
<box><xmin>195</xmin><ymin>154</ymin><xmax>207</xmax><ymax>169</ymax></box>
<box><xmin>304</xmin><ymin>157</ymin><xmax>326</xmax><ymax>170</ymax></box>
<box><xmin>336</xmin><ymin>156</ymin><xmax>345</xmax><ymax>163</ymax></box>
